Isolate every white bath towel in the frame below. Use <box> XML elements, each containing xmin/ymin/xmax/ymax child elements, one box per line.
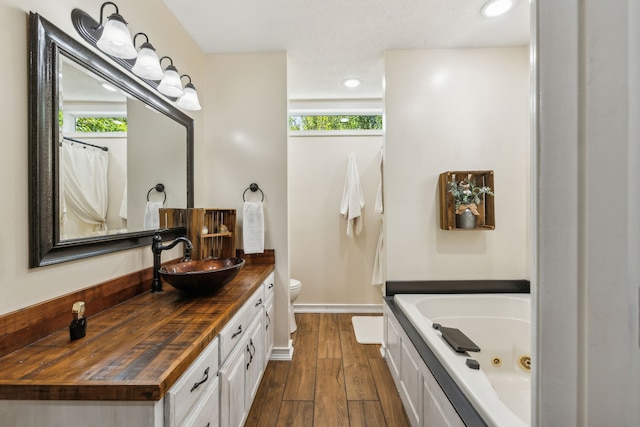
<box><xmin>372</xmin><ymin>218</ymin><xmax>385</xmax><ymax>291</ymax></box>
<box><xmin>375</xmin><ymin>149</ymin><xmax>384</xmax><ymax>214</ymax></box>
<box><xmin>119</xmin><ymin>180</ymin><xmax>127</xmax><ymax>220</ymax></box>
<box><xmin>372</xmin><ymin>148</ymin><xmax>384</xmax><ymax>291</ymax></box>
<box><xmin>340</xmin><ymin>153</ymin><xmax>365</xmax><ymax>238</ymax></box>
<box><xmin>243</xmin><ymin>201</ymin><xmax>264</xmax><ymax>254</ymax></box>
<box><xmin>143</xmin><ymin>201</ymin><xmax>163</xmax><ymax>230</ymax></box>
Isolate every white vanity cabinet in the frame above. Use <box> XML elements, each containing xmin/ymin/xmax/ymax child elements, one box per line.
<box><xmin>263</xmin><ymin>272</ymin><xmax>275</xmax><ymax>362</ymax></box>
<box><xmin>219</xmin><ymin>279</ymin><xmax>271</xmax><ymax>427</ymax></box>
<box><xmin>0</xmin><ymin>265</ymin><xmax>276</xmax><ymax>427</ymax></box>
<box><xmin>2</xmin><ymin>339</ymin><xmax>222</xmax><ymax>427</ymax></box>
<box><xmin>383</xmin><ymin>300</ymin><xmax>464</xmax><ymax>427</ymax></box>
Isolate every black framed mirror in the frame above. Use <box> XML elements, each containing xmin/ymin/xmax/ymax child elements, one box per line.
<box><xmin>29</xmin><ymin>12</ymin><xmax>194</xmax><ymax>267</ymax></box>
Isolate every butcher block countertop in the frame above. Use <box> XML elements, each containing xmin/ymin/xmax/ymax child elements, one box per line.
<box><xmin>0</xmin><ymin>263</ymin><xmax>274</xmax><ymax>401</ymax></box>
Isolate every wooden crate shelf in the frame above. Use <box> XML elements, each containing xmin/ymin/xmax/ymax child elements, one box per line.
<box><xmin>158</xmin><ymin>208</ymin><xmax>187</xmax><ymax>229</ymax></box>
<box><xmin>438</xmin><ymin>170</ymin><xmax>495</xmax><ymax>231</ymax></box>
<box><xmin>186</xmin><ymin>208</ymin><xmax>237</xmax><ymax>259</ymax></box>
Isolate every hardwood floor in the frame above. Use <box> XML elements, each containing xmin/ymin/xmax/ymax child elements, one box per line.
<box><xmin>245</xmin><ymin>313</ymin><xmax>410</xmax><ymax>427</ymax></box>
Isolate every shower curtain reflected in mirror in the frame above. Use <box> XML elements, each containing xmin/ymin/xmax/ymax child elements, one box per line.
<box><xmin>60</xmin><ymin>140</ymin><xmax>109</xmax><ymax>239</ymax></box>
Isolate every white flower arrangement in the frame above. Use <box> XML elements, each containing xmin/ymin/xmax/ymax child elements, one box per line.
<box><xmin>447</xmin><ymin>179</ymin><xmax>494</xmax><ymax>215</ymax></box>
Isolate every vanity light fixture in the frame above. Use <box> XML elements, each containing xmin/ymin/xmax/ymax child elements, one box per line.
<box><xmin>480</xmin><ymin>0</ymin><xmax>514</xmax><ymax>17</ymax></box>
<box><xmin>94</xmin><ymin>2</ymin><xmax>137</xmax><ymax>59</ymax></box>
<box><xmin>71</xmin><ymin>4</ymin><xmax>203</xmax><ymax>110</ymax></box>
<box><xmin>177</xmin><ymin>75</ymin><xmax>202</xmax><ymax>111</ymax></box>
<box><xmin>131</xmin><ymin>33</ymin><xmax>164</xmax><ymax>81</ymax></box>
<box><xmin>157</xmin><ymin>56</ymin><xmax>185</xmax><ymax>98</ymax></box>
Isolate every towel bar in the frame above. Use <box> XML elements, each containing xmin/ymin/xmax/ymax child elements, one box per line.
<box><xmin>147</xmin><ymin>183</ymin><xmax>167</xmax><ymax>204</ymax></box>
<box><xmin>242</xmin><ymin>183</ymin><xmax>265</xmax><ymax>202</ymax></box>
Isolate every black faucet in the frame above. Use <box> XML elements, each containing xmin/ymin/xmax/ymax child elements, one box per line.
<box><xmin>151</xmin><ymin>230</ymin><xmax>193</xmax><ymax>293</ymax></box>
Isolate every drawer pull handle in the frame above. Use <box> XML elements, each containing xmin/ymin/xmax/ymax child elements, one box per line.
<box><xmin>255</xmin><ymin>298</ymin><xmax>263</xmax><ymax>307</ymax></box>
<box><xmin>249</xmin><ymin>338</ymin><xmax>256</xmax><ymax>356</ymax></box>
<box><xmin>266</xmin><ymin>312</ymin><xmax>271</xmax><ymax>330</ymax></box>
<box><xmin>268</xmin><ymin>283</ymin><xmax>274</xmax><ymax>289</ymax></box>
<box><xmin>190</xmin><ymin>367</ymin><xmax>209</xmax><ymax>392</ymax></box>
<box><xmin>205</xmin><ymin>423</ymin><xmax>210</xmax><ymax>427</ymax></box>
<box><xmin>246</xmin><ymin>343</ymin><xmax>253</xmax><ymax>370</ymax></box>
<box><xmin>232</xmin><ymin>325</ymin><xmax>242</xmax><ymax>338</ymax></box>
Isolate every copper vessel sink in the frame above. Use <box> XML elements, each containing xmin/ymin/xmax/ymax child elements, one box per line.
<box><xmin>159</xmin><ymin>258</ymin><xmax>245</xmax><ymax>295</ymax></box>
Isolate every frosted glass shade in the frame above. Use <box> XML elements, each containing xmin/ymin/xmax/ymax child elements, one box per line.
<box><xmin>96</xmin><ymin>15</ymin><xmax>137</xmax><ymax>59</ymax></box>
<box><xmin>177</xmin><ymin>84</ymin><xmax>202</xmax><ymax>111</ymax></box>
<box><xmin>132</xmin><ymin>44</ymin><xmax>164</xmax><ymax>80</ymax></box>
<box><xmin>481</xmin><ymin>0</ymin><xmax>514</xmax><ymax>17</ymax></box>
<box><xmin>158</xmin><ymin>65</ymin><xmax>184</xmax><ymax>97</ymax></box>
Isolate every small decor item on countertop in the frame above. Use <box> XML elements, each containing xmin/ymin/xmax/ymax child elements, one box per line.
<box><xmin>448</xmin><ymin>178</ymin><xmax>494</xmax><ymax>229</ymax></box>
<box><xmin>69</xmin><ymin>301</ymin><xmax>87</xmax><ymax>341</ymax></box>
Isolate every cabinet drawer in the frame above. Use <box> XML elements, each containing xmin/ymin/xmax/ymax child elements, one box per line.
<box><xmin>264</xmin><ymin>272</ymin><xmax>275</xmax><ymax>302</ymax></box>
<box><xmin>219</xmin><ymin>286</ymin><xmax>265</xmax><ymax>363</ymax></box>
<box><xmin>165</xmin><ymin>338</ymin><xmax>219</xmax><ymax>427</ymax></box>
<box><xmin>179</xmin><ymin>376</ymin><xmax>219</xmax><ymax>427</ymax></box>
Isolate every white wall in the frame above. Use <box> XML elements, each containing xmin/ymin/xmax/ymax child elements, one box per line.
<box><xmin>127</xmin><ymin>99</ymin><xmax>187</xmax><ymax>231</ymax></box>
<box><xmin>199</xmin><ymin>52</ymin><xmax>290</xmax><ymax>350</ymax></box>
<box><xmin>289</xmin><ymin>134</ymin><xmax>383</xmax><ymax>306</ymax></box>
<box><xmin>384</xmin><ymin>48</ymin><xmax>530</xmax><ymax>281</ymax></box>
<box><xmin>0</xmin><ymin>0</ymin><xmax>204</xmax><ymax>314</ymax></box>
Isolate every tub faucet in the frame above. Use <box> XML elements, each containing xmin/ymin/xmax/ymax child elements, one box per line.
<box><xmin>151</xmin><ymin>230</ymin><xmax>193</xmax><ymax>293</ymax></box>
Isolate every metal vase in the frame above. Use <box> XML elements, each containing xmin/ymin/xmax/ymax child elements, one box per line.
<box><xmin>455</xmin><ymin>208</ymin><xmax>477</xmax><ymax>229</ymax></box>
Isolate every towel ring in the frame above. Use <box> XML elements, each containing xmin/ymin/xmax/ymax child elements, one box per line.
<box><xmin>147</xmin><ymin>183</ymin><xmax>167</xmax><ymax>204</ymax></box>
<box><xmin>243</xmin><ymin>183</ymin><xmax>264</xmax><ymax>202</ymax></box>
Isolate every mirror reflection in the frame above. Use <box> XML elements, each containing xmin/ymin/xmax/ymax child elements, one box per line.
<box><xmin>29</xmin><ymin>12</ymin><xmax>193</xmax><ymax>267</ymax></box>
<box><xmin>58</xmin><ymin>55</ymin><xmax>187</xmax><ymax>240</ymax></box>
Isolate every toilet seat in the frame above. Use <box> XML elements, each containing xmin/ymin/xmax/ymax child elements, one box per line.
<box><xmin>290</xmin><ymin>279</ymin><xmax>301</xmax><ymax>290</ymax></box>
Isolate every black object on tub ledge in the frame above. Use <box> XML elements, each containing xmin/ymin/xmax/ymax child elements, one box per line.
<box><xmin>432</xmin><ymin>323</ymin><xmax>481</xmax><ymax>353</ymax></box>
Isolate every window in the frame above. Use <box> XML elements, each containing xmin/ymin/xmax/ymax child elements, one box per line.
<box><xmin>289</xmin><ymin>114</ymin><xmax>382</xmax><ymax>131</ymax></box>
<box><xmin>288</xmin><ymin>99</ymin><xmax>383</xmax><ymax>135</ymax></box>
<box><xmin>74</xmin><ymin>116</ymin><xmax>127</xmax><ymax>133</ymax></box>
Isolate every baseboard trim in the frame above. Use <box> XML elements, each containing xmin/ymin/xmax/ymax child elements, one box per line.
<box><xmin>293</xmin><ymin>303</ymin><xmax>383</xmax><ymax>314</ymax></box>
<box><xmin>270</xmin><ymin>345</ymin><xmax>294</xmax><ymax>361</ymax></box>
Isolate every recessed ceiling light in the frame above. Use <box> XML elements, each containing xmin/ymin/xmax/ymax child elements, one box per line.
<box><xmin>481</xmin><ymin>0</ymin><xmax>514</xmax><ymax>17</ymax></box>
<box><xmin>343</xmin><ymin>78</ymin><xmax>361</xmax><ymax>88</ymax></box>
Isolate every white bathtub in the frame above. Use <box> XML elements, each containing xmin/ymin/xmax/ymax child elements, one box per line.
<box><xmin>394</xmin><ymin>293</ymin><xmax>531</xmax><ymax>427</ymax></box>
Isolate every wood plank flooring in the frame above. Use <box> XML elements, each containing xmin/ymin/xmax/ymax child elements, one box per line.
<box><xmin>245</xmin><ymin>313</ymin><xmax>410</xmax><ymax>427</ymax></box>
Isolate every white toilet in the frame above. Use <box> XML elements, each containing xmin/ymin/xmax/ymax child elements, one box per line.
<box><xmin>289</xmin><ymin>279</ymin><xmax>302</xmax><ymax>333</ymax></box>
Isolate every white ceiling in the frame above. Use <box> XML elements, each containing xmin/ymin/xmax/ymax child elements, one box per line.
<box><xmin>163</xmin><ymin>0</ymin><xmax>530</xmax><ymax>100</ymax></box>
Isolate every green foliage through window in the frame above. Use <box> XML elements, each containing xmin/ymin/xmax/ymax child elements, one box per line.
<box><xmin>289</xmin><ymin>115</ymin><xmax>382</xmax><ymax>131</ymax></box>
<box><xmin>75</xmin><ymin>117</ymin><xmax>127</xmax><ymax>133</ymax></box>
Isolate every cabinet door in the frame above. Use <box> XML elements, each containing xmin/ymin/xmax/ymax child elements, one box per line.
<box><xmin>401</xmin><ymin>339</ymin><xmax>422</xmax><ymax>427</ymax></box>
<box><xmin>423</xmin><ymin>366</ymin><xmax>465</xmax><ymax>427</ymax></box>
<box><xmin>219</xmin><ymin>342</ymin><xmax>247</xmax><ymax>427</ymax></box>
<box><xmin>245</xmin><ymin>315</ymin><xmax>264</xmax><ymax>408</ymax></box>
<box><xmin>385</xmin><ymin>309</ymin><xmax>402</xmax><ymax>379</ymax></box>
<box><xmin>264</xmin><ymin>296</ymin><xmax>274</xmax><ymax>364</ymax></box>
